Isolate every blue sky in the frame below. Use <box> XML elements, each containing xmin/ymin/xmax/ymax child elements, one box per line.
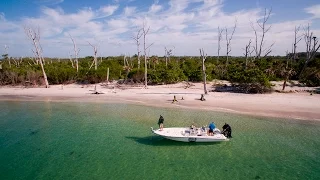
<box><xmin>0</xmin><ymin>0</ymin><xmax>320</xmax><ymax>57</ymax></box>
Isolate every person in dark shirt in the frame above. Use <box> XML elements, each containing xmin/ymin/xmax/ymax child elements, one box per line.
<box><xmin>222</xmin><ymin>123</ymin><xmax>232</xmax><ymax>138</ymax></box>
<box><xmin>158</xmin><ymin>115</ymin><xmax>164</xmax><ymax>131</ymax></box>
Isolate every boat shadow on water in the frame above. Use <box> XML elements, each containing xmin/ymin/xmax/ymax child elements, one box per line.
<box><xmin>126</xmin><ymin>136</ymin><xmax>224</xmax><ymax>146</ymax></box>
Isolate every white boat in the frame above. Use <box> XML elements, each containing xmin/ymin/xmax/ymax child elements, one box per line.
<box><xmin>151</xmin><ymin>127</ymin><xmax>229</xmax><ymax>142</ymax></box>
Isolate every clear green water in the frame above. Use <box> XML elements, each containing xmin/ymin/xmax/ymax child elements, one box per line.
<box><xmin>0</xmin><ymin>101</ymin><xmax>320</xmax><ymax>180</ymax></box>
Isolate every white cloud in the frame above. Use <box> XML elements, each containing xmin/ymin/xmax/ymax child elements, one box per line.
<box><xmin>124</xmin><ymin>6</ymin><xmax>136</xmax><ymax>16</ymax></box>
<box><xmin>0</xmin><ymin>13</ymin><xmax>20</xmax><ymax>31</ymax></box>
<box><xmin>97</xmin><ymin>5</ymin><xmax>119</xmax><ymax>18</ymax></box>
<box><xmin>305</xmin><ymin>4</ymin><xmax>320</xmax><ymax>19</ymax></box>
<box><xmin>1</xmin><ymin>1</ymin><xmax>320</xmax><ymax>57</ymax></box>
<box><xmin>149</xmin><ymin>4</ymin><xmax>162</xmax><ymax>14</ymax></box>
<box><xmin>168</xmin><ymin>0</ymin><xmax>192</xmax><ymax>13</ymax></box>
<box><xmin>108</xmin><ymin>19</ymin><xmax>129</xmax><ymax>29</ymax></box>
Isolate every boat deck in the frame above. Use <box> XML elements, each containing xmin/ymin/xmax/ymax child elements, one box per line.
<box><xmin>152</xmin><ymin>127</ymin><xmax>228</xmax><ymax>142</ymax></box>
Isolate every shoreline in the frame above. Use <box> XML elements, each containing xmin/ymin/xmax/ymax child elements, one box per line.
<box><xmin>0</xmin><ymin>82</ymin><xmax>319</xmax><ymax>121</ymax></box>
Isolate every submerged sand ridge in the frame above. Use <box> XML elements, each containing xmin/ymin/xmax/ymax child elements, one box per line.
<box><xmin>0</xmin><ymin>82</ymin><xmax>319</xmax><ymax>121</ymax></box>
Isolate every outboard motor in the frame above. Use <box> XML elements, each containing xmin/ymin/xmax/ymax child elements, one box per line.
<box><xmin>222</xmin><ymin>123</ymin><xmax>232</xmax><ymax>138</ymax></box>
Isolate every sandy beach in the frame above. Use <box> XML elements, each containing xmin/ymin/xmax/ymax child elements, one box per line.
<box><xmin>0</xmin><ymin>81</ymin><xmax>319</xmax><ymax>121</ymax></box>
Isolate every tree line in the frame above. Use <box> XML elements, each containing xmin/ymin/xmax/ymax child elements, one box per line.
<box><xmin>0</xmin><ymin>53</ymin><xmax>319</xmax><ymax>93</ymax></box>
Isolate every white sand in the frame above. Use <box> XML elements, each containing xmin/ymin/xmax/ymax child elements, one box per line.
<box><xmin>0</xmin><ymin>81</ymin><xmax>319</xmax><ymax>121</ymax></box>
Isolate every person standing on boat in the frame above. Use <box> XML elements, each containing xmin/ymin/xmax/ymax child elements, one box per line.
<box><xmin>222</xmin><ymin>123</ymin><xmax>232</xmax><ymax>138</ymax></box>
<box><xmin>158</xmin><ymin>115</ymin><xmax>164</xmax><ymax>131</ymax></box>
<box><xmin>208</xmin><ymin>122</ymin><xmax>216</xmax><ymax>136</ymax></box>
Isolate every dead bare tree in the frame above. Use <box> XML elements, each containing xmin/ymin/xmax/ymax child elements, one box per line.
<box><xmin>200</xmin><ymin>48</ymin><xmax>208</xmax><ymax>94</ymax></box>
<box><xmin>151</xmin><ymin>56</ymin><xmax>158</xmax><ymax>69</ymax></box>
<box><xmin>251</xmin><ymin>8</ymin><xmax>273</xmax><ymax>59</ymax></box>
<box><xmin>164</xmin><ymin>47</ymin><xmax>173</xmax><ymax>68</ymax></box>
<box><xmin>304</xmin><ymin>24</ymin><xmax>312</xmax><ymax>61</ymax></box>
<box><xmin>243</xmin><ymin>39</ymin><xmax>252</xmax><ymax>69</ymax></box>
<box><xmin>12</xmin><ymin>58</ymin><xmax>18</xmax><ymax>67</ymax></box>
<box><xmin>217</xmin><ymin>27</ymin><xmax>223</xmax><ymax>62</ymax></box>
<box><xmin>282</xmin><ymin>51</ymin><xmax>296</xmax><ymax>91</ymax></box>
<box><xmin>164</xmin><ymin>47</ymin><xmax>168</xmax><ymax>67</ymax></box>
<box><xmin>292</xmin><ymin>26</ymin><xmax>302</xmax><ymax>61</ymax></box>
<box><xmin>69</xmin><ymin>34</ymin><xmax>80</xmax><ymax>72</ymax></box>
<box><xmin>282</xmin><ymin>26</ymin><xmax>303</xmax><ymax>90</ymax></box>
<box><xmin>68</xmin><ymin>52</ymin><xmax>74</xmax><ymax>68</ymax></box>
<box><xmin>28</xmin><ymin>57</ymin><xmax>37</xmax><ymax>65</ymax></box>
<box><xmin>225</xmin><ymin>20</ymin><xmax>237</xmax><ymax>65</ymax></box>
<box><xmin>300</xmin><ymin>24</ymin><xmax>320</xmax><ymax>76</ymax></box>
<box><xmin>123</xmin><ymin>54</ymin><xmax>132</xmax><ymax>82</ymax></box>
<box><xmin>31</xmin><ymin>49</ymin><xmax>39</xmax><ymax>65</ymax></box>
<box><xmin>304</xmin><ymin>24</ymin><xmax>320</xmax><ymax>62</ymax></box>
<box><xmin>263</xmin><ymin>42</ymin><xmax>275</xmax><ymax>58</ymax></box>
<box><xmin>24</xmin><ymin>26</ymin><xmax>49</xmax><ymax>88</ymax></box>
<box><xmin>142</xmin><ymin>22</ymin><xmax>154</xmax><ymax>88</ymax></box>
<box><xmin>132</xmin><ymin>28</ymin><xmax>143</xmax><ymax>69</ymax></box>
<box><xmin>4</xmin><ymin>45</ymin><xmax>10</xmax><ymax>68</ymax></box>
<box><xmin>88</xmin><ymin>41</ymin><xmax>99</xmax><ymax>70</ymax></box>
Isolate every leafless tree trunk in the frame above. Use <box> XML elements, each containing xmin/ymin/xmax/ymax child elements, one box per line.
<box><xmin>164</xmin><ymin>47</ymin><xmax>173</xmax><ymax>68</ymax></box>
<box><xmin>19</xmin><ymin>57</ymin><xmax>23</xmax><ymax>67</ymax></box>
<box><xmin>69</xmin><ymin>34</ymin><xmax>80</xmax><ymax>72</ymax></box>
<box><xmin>285</xmin><ymin>50</ymin><xmax>290</xmax><ymax>69</ymax></box>
<box><xmin>129</xmin><ymin>54</ymin><xmax>133</xmax><ymax>68</ymax></box>
<box><xmin>282</xmin><ymin>51</ymin><xmax>296</xmax><ymax>91</ymax></box>
<box><xmin>283</xmin><ymin>51</ymin><xmax>290</xmax><ymax>90</ymax></box>
<box><xmin>28</xmin><ymin>57</ymin><xmax>36</xmax><ymax>65</ymax></box>
<box><xmin>251</xmin><ymin>8</ymin><xmax>273</xmax><ymax>59</ymax></box>
<box><xmin>225</xmin><ymin>20</ymin><xmax>237</xmax><ymax>66</ymax></box>
<box><xmin>217</xmin><ymin>27</ymin><xmax>223</xmax><ymax>62</ymax></box>
<box><xmin>292</xmin><ymin>26</ymin><xmax>302</xmax><ymax>61</ymax></box>
<box><xmin>152</xmin><ymin>56</ymin><xmax>158</xmax><ymax>70</ymax></box>
<box><xmin>304</xmin><ymin>25</ymin><xmax>312</xmax><ymax>61</ymax></box>
<box><xmin>24</xmin><ymin>26</ymin><xmax>49</xmax><ymax>88</ymax></box>
<box><xmin>68</xmin><ymin>52</ymin><xmax>74</xmax><ymax>68</ymax></box>
<box><xmin>133</xmin><ymin>29</ymin><xmax>143</xmax><ymax>69</ymax></box>
<box><xmin>164</xmin><ymin>48</ymin><xmax>168</xmax><ymax>67</ymax></box>
<box><xmin>300</xmin><ymin>24</ymin><xmax>320</xmax><ymax>76</ymax></box>
<box><xmin>4</xmin><ymin>45</ymin><xmax>10</xmax><ymax>68</ymax></box>
<box><xmin>123</xmin><ymin>54</ymin><xmax>132</xmax><ymax>82</ymax></box>
<box><xmin>31</xmin><ymin>49</ymin><xmax>39</xmax><ymax>65</ymax></box>
<box><xmin>142</xmin><ymin>22</ymin><xmax>153</xmax><ymax>88</ymax></box>
<box><xmin>304</xmin><ymin>24</ymin><xmax>320</xmax><ymax>61</ymax></box>
<box><xmin>200</xmin><ymin>48</ymin><xmax>208</xmax><ymax>94</ymax></box>
<box><xmin>88</xmin><ymin>42</ymin><xmax>98</xmax><ymax>70</ymax></box>
<box><xmin>243</xmin><ymin>39</ymin><xmax>252</xmax><ymax>69</ymax></box>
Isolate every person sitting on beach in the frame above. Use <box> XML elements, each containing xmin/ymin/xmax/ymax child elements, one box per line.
<box><xmin>200</xmin><ymin>94</ymin><xmax>206</xmax><ymax>101</ymax></box>
<box><xmin>158</xmin><ymin>115</ymin><xmax>164</xmax><ymax>131</ymax></box>
<box><xmin>208</xmin><ymin>122</ymin><xmax>216</xmax><ymax>136</ymax></box>
<box><xmin>172</xmin><ymin>95</ymin><xmax>178</xmax><ymax>103</ymax></box>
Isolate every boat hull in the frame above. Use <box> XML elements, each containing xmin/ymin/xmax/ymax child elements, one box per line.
<box><xmin>151</xmin><ymin>127</ymin><xmax>229</xmax><ymax>142</ymax></box>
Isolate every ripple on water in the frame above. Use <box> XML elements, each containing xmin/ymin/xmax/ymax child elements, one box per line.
<box><xmin>0</xmin><ymin>101</ymin><xmax>320</xmax><ymax>179</ymax></box>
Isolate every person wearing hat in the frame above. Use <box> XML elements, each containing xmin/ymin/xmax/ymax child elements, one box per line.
<box><xmin>208</xmin><ymin>121</ymin><xmax>216</xmax><ymax>136</ymax></box>
<box><xmin>158</xmin><ymin>115</ymin><xmax>164</xmax><ymax>131</ymax></box>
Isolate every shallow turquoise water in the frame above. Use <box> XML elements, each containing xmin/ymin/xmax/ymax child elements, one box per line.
<box><xmin>0</xmin><ymin>101</ymin><xmax>320</xmax><ymax>180</ymax></box>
